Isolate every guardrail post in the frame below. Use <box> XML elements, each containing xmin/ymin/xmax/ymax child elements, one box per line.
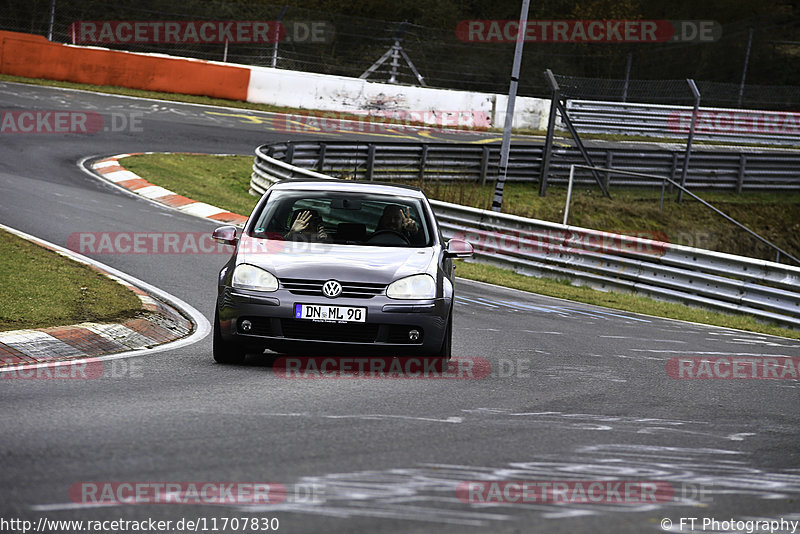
<box><xmin>418</xmin><ymin>144</ymin><xmax>428</xmax><ymax>186</ymax></box>
<box><xmin>677</xmin><ymin>79</ymin><xmax>701</xmax><ymax>203</ymax></box>
<box><xmin>554</xmin><ymin>99</ymin><xmax>611</xmax><ymax>198</ymax></box>
<box><xmin>317</xmin><ymin>143</ymin><xmax>327</xmax><ymax>172</ymax></box>
<box><xmin>366</xmin><ymin>144</ymin><xmax>376</xmax><ymax>181</ymax></box>
<box><xmin>564</xmin><ymin>165</ymin><xmax>576</xmax><ymax>224</ymax></box>
<box><xmin>286</xmin><ymin>142</ymin><xmax>295</xmax><ymax>165</ymax></box>
<box><xmin>604</xmin><ymin>152</ymin><xmax>613</xmax><ymax>190</ymax></box>
<box><xmin>539</xmin><ymin>70</ymin><xmax>560</xmax><ymax>197</ymax></box>
<box><xmin>480</xmin><ymin>146</ymin><xmax>490</xmax><ymax>186</ymax></box>
<box><xmin>736</xmin><ymin>154</ymin><xmax>747</xmax><ymax>194</ymax></box>
<box><xmin>669</xmin><ymin>152</ymin><xmax>678</xmax><ymax>193</ymax></box>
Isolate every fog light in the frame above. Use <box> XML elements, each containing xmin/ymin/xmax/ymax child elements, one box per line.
<box><xmin>240</xmin><ymin>319</ymin><xmax>253</xmax><ymax>333</ymax></box>
<box><xmin>408</xmin><ymin>329</ymin><xmax>420</xmax><ymax>341</ymax></box>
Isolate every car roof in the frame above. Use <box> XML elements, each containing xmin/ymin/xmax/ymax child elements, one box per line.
<box><xmin>269</xmin><ymin>178</ymin><xmax>427</xmax><ymax>198</ymax></box>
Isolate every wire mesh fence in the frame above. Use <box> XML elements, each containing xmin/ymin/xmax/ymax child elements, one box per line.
<box><xmin>2</xmin><ymin>0</ymin><xmax>799</xmax><ymax>109</ymax></box>
<box><xmin>554</xmin><ymin>75</ymin><xmax>800</xmax><ymax>110</ymax></box>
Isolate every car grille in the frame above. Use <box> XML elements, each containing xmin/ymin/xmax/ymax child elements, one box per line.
<box><xmin>280</xmin><ymin>278</ymin><xmax>386</xmax><ymax>299</ymax></box>
<box><xmin>280</xmin><ymin>319</ymin><xmax>379</xmax><ymax>342</ymax></box>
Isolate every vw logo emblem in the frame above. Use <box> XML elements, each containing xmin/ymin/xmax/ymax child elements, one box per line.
<box><xmin>322</xmin><ymin>280</ymin><xmax>342</xmax><ymax>298</ymax></box>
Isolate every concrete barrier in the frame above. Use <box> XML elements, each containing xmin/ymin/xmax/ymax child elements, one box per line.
<box><xmin>246</xmin><ymin>65</ymin><xmax>549</xmax><ymax>130</ymax></box>
<box><xmin>0</xmin><ymin>30</ymin><xmax>550</xmax><ymax>130</ymax></box>
<box><xmin>0</xmin><ymin>31</ymin><xmax>250</xmax><ymax>101</ymax></box>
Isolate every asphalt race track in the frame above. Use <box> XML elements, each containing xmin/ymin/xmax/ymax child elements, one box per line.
<box><xmin>1</xmin><ymin>82</ymin><xmax>799</xmax><ymax>533</ymax></box>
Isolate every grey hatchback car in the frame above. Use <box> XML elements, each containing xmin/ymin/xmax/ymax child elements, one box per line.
<box><xmin>211</xmin><ymin>179</ymin><xmax>473</xmax><ymax>365</ymax></box>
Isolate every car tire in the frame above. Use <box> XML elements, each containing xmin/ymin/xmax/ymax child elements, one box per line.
<box><xmin>213</xmin><ymin>310</ymin><xmax>247</xmax><ymax>365</ymax></box>
<box><xmin>427</xmin><ymin>309</ymin><xmax>453</xmax><ymax>373</ymax></box>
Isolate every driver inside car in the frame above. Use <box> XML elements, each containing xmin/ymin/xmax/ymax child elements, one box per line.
<box><xmin>375</xmin><ymin>204</ymin><xmax>419</xmax><ymax>239</ymax></box>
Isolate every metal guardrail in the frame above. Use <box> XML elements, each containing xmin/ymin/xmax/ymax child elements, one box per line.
<box><xmin>565</xmin><ymin>100</ymin><xmax>800</xmax><ymax>146</ymax></box>
<box><xmin>251</xmin><ymin>144</ymin><xmax>800</xmax><ymax>329</ymax></box>
<box><xmin>253</xmin><ymin>140</ymin><xmax>800</xmax><ymax>191</ymax></box>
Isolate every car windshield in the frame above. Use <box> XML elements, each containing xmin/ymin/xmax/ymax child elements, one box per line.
<box><xmin>249</xmin><ymin>190</ymin><xmax>433</xmax><ymax>247</ymax></box>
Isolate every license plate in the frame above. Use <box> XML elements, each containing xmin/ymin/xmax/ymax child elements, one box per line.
<box><xmin>294</xmin><ymin>304</ymin><xmax>367</xmax><ymax>323</ymax></box>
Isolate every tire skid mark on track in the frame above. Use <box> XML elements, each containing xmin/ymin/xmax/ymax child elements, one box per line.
<box><xmin>209</xmin><ymin>441</ymin><xmax>800</xmax><ymax>525</ymax></box>
<box><xmin>3</xmin><ymin>79</ymin><xmax>799</xmax><ymax>534</ymax></box>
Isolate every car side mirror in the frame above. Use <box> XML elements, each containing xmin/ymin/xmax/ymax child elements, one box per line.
<box><xmin>444</xmin><ymin>238</ymin><xmax>473</xmax><ymax>258</ymax></box>
<box><xmin>212</xmin><ymin>226</ymin><xmax>238</xmax><ymax>246</ymax></box>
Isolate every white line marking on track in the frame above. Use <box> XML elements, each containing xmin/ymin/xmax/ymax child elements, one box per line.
<box><xmin>630</xmin><ymin>349</ymin><xmax>800</xmax><ymax>357</ymax></box>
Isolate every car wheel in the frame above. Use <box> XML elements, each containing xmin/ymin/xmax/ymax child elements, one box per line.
<box><xmin>213</xmin><ymin>310</ymin><xmax>247</xmax><ymax>365</ymax></box>
<box><xmin>427</xmin><ymin>309</ymin><xmax>453</xmax><ymax>373</ymax></box>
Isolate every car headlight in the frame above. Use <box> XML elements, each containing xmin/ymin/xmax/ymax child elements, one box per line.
<box><xmin>386</xmin><ymin>274</ymin><xmax>436</xmax><ymax>299</ymax></box>
<box><xmin>232</xmin><ymin>264</ymin><xmax>278</xmax><ymax>292</ymax></box>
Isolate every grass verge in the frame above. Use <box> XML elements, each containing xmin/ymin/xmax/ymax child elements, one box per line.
<box><xmin>123</xmin><ymin>154</ymin><xmax>259</xmax><ymax>216</ymax></box>
<box><xmin>0</xmin><ymin>230</ymin><xmax>143</xmax><ymax>331</ymax></box>
<box><xmin>121</xmin><ymin>153</ymin><xmax>800</xmax><ymax>339</ymax></box>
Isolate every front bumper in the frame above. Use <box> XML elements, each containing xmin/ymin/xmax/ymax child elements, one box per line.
<box><xmin>217</xmin><ymin>287</ymin><xmax>450</xmax><ymax>355</ymax></box>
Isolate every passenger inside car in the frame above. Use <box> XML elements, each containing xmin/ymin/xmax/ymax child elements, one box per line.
<box><xmin>285</xmin><ymin>209</ymin><xmax>329</xmax><ymax>242</ymax></box>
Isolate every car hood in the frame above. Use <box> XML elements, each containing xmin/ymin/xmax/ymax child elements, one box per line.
<box><xmin>237</xmin><ymin>236</ymin><xmax>437</xmax><ymax>284</ymax></box>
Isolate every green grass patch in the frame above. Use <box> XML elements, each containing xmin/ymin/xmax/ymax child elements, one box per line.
<box><xmin>0</xmin><ymin>230</ymin><xmax>143</xmax><ymax>331</ymax></box>
<box><xmin>454</xmin><ymin>260</ymin><xmax>800</xmax><ymax>340</ymax></box>
<box><xmin>123</xmin><ymin>154</ymin><xmax>258</xmax><ymax>217</ymax></box>
<box><xmin>124</xmin><ymin>153</ymin><xmax>799</xmax><ymax>339</ymax></box>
